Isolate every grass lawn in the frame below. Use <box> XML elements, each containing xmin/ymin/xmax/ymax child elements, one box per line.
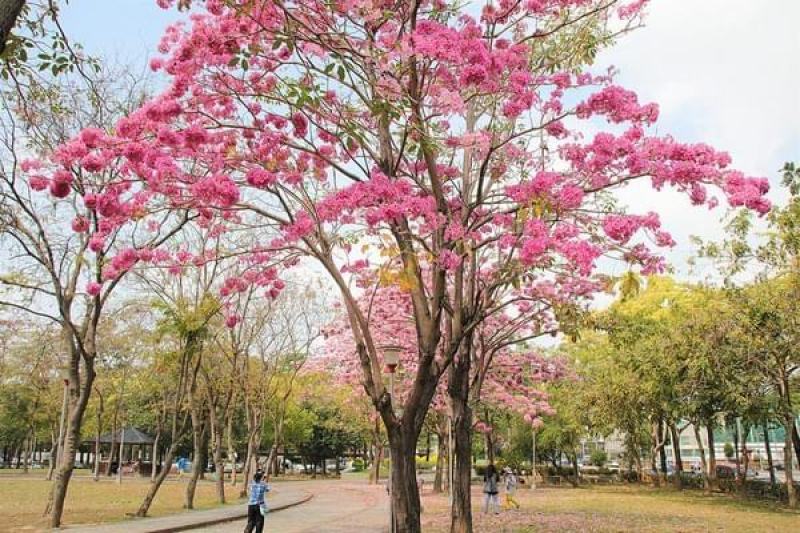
<box><xmin>0</xmin><ymin>471</ymin><xmax>240</xmax><ymax>532</ymax></box>
<box><xmin>420</xmin><ymin>485</ymin><xmax>800</xmax><ymax>532</ymax></box>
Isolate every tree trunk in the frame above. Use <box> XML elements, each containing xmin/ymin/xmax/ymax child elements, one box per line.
<box><xmin>763</xmin><ymin>422</ymin><xmax>776</xmax><ymax>486</ymax></box>
<box><xmin>226</xmin><ymin>415</ymin><xmax>237</xmax><ymax>487</ymax></box>
<box><xmin>669</xmin><ymin>422</ymin><xmax>683</xmax><ymax>489</ymax></box>
<box><xmin>448</xmin><ymin>347</ymin><xmax>472</xmax><ymax>533</ymax></box>
<box><xmin>0</xmin><ymin>0</ymin><xmax>25</xmax><ymax>56</ymax></box>
<box><xmin>93</xmin><ymin>392</ymin><xmax>103</xmax><ymax>481</ymax></box>
<box><xmin>738</xmin><ymin>421</ymin><xmax>750</xmax><ymax>493</ymax></box>
<box><xmin>240</xmin><ymin>411</ymin><xmax>261</xmax><ymax>498</ymax></box>
<box><xmin>207</xmin><ymin>402</ymin><xmax>225</xmax><ymax>504</ymax></box>
<box><xmin>485</xmin><ymin>430</ymin><xmax>495</xmax><ymax>466</ymax></box>
<box><xmin>387</xmin><ymin>426</ymin><xmax>423</xmax><ymax>533</ymax></box>
<box><xmin>792</xmin><ymin>421</ymin><xmax>800</xmax><ymax>471</ymax></box>
<box><xmin>693</xmin><ymin>424</ymin><xmax>708</xmax><ymax>490</ymax></box>
<box><xmin>107</xmin><ymin>414</ymin><xmax>118</xmax><ymax>477</ymax></box>
<box><xmin>46</xmin><ymin>430</ymin><xmax>57</xmax><ymax>481</ymax></box>
<box><xmin>783</xmin><ymin>410</ymin><xmax>797</xmax><ymax>507</ymax></box>
<box><xmin>184</xmin><ymin>414</ymin><xmax>207</xmax><ymax>509</ymax></box>
<box><xmin>657</xmin><ymin>420</ymin><xmax>668</xmax><ymax>476</ymax></box>
<box><xmin>705</xmin><ymin>423</ymin><xmax>718</xmax><ymax>491</ymax></box>
<box><xmin>433</xmin><ymin>428</ymin><xmax>447</xmax><ymax>493</ymax></box>
<box><xmin>368</xmin><ymin>416</ymin><xmax>383</xmax><ymax>485</ymax></box>
<box><xmin>137</xmin><ymin>442</ymin><xmax>179</xmax><ymax>517</ymax></box>
<box><xmin>46</xmin><ymin>361</ymin><xmax>96</xmax><ymax>528</ymax></box>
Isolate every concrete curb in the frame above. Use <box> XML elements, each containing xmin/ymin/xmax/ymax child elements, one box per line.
<box><xmin>142</xmin><ymin>492</ymin><xmax>314</xmax><ymax>533</ymax></box>
<box><xmin>60</xmin><ymin>491</ymin><xmax>314</xmax><ymax>533</ymax></box>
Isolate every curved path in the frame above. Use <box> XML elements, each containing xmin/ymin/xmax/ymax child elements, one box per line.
<box><xmin>193</xmin><ymin>480</ymin><xmax>389</xmax><ymax>533</ymax></box>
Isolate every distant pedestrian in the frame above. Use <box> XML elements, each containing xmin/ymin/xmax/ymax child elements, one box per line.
<box><xmin>482</xmin><ymin>464</ymin><xmax>500</xmax><ymax>514</ymax></box>
<box><xmin>244</xmin><ymin>470</ymin><xmax>270</xmax><ymax>533</ymax></box>
<box><xmin>503</xmin><ymin>468</ymin><xmax>520</xmax><ymax>510</ymax></box>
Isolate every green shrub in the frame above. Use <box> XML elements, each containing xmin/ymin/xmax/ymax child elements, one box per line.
<box><xmin>590</xmin><ymin>449</ymin><xmax>608</xmax><ymax>467</ymax></box>
<box><xmin>352</xmin><ymin>458</ymin><xmax>365</xmax><ymax>472</ymax></box>
<box><xmin>723</xmin><ymin>442</ymin><xmax>735</xmax><ymax>459</ymax></box>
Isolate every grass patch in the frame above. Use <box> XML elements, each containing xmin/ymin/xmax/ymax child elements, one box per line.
<box><xmin>421</xmin><ymin>485</ymin><xmax>800</xmax><ymax>532</ymax></box>
<box><xmin>0</xmin><ymin>474</ymin><xmax>241</xmax><ymax>532</ymax></box>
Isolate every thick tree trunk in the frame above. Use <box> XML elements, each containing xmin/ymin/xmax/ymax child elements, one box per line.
<box><xmin>450</xmin><ymin>403</ymin><xmax>472</xmax><ymax>533</ymax></box>
<box><xmin>448</xmin><ymin>347</ymin><xmax>472</xmax><ymax>533</ymax></box>
<box><xmin>763</xmin><ymin>422</ymin><xmax>776</xmax><ymax>486</ymax></box>
<box><xmin>388</xmin><ymin>427</ymin><xmax>423</xmax><ymax>533</ymax></box>
<box><xmin>0</xmin><ymin>0</ymin><xmax>25</xmax><ymax>56</ymax></box>
<box><xmin>46</xmin><ymin>361</ymin><xmax>96</xmax><ymax>528</ymax></box>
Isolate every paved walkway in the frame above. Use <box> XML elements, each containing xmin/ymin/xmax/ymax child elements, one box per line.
<box><xmin>64</xmin><ymin>484</ymin><xmax>311</xmax><ymax>532</ymax></box>
<box><xmin>192</xmin><ymin>480</ymin><xmax>389</xmax><ymax>532</ymax></box>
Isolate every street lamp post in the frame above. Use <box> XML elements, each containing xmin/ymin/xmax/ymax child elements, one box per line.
<box><xmin>532</xmin><ymin>428</ymin><xmax>537</xmax><ymax>490</ymax></box>
<box><xmin>381</xmin><ymin>344</ymin><xmax>402</xmax><ymax>533</ymax></box>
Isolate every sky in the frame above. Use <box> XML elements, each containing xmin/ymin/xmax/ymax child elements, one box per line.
<box><xmin>59</xmin><ymin>0</ymin><xmax>800</xmax><ymax>282</ymax></box>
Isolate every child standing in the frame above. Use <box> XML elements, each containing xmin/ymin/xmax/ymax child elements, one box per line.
<box><xmin>503</xmin><ymin>468</ymin><xmax>520</xmax><ymax>510</ymax></box>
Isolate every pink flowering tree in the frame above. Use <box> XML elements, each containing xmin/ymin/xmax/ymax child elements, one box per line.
<box><xmin>0</xmin><ymin>74</ymin><xmax>190</xmax><ymax>527</ymax></box>
<box><xmin>25</xmin><ymin>0</ymin><xmax>772</xmax><ymax>529</ymax></box>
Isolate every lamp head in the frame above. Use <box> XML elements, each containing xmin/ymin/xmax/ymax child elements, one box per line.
<box><xmin>380</xmin><ymin>344</ymin><xmax>402</xmax><ymax>373</ymax></box>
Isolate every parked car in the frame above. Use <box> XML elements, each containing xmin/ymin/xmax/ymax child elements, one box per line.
<box><xmin>716</xmin><ymin>464</ymin><xmax>736</xmax><ymax>479</ymax></box>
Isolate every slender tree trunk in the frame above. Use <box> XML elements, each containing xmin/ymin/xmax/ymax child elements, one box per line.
<box><xmin>433</xmin><ymin>428</ymin><xmax>447</xmax><ymax>493</ymax></box>
<box><xmin>93</xmin><ymin>392</ymin><xmax>103</xmax><ymax>481</ymax></box>
<box><xmin>137</xmin><ymin>442</ymin><xmax>179</xmax><ymax>517</ymax></box>
<box><xmin>792</xmin><ymin>421</ymin><xmax>800</xmax><ymax>471</ymax></box>
<box><xmin>669</xmin><ymin>422</ymin><xmax>683</xmax><ymax>489</ymax></box>
<box><xmin>485</xmin><ymin>430</ymin><xmax>495</xmax><ymax>465</ymax></box>
<box><xmin>46</xmin><ymin>429</ymin><xmax>57</xmax><ymax>481</ymax></box>
<box><xmin>226</xmin><ymin>415</ymin><xmax>237</xmax><ymax>487</ymax></box>
<box><xmin>657</xmin><ymin>420</ymin><xmax>668</xmax><ymax>476</ymax></box>
<box><xmin>693</xmin><ymin>424</ymin><xmax>708</xmax><ymax>490</ymax></box>
<box><xmin>370</xmin><ymin>442</ymin><xmax>383</xmax><ymax>485</ymax></box>
<box><xmin>738</xmin><ymin>421</ymin><xmax>750</xmax><ymax>493</ymax></box>
<box><xmin>369</xmin><ymin>416</ymin><xmax>383</xmax><ymax>485</ymax></box>
<box><xmin>783</xmin><ymin>409</ymin><xmax>797</xmax><ymax>507</ymax></box>
<box><xmin>240</xmin><ymin>406</ymin><xmax>261</xmax><ymax>498</ymax></box>
<box><xmin>107</xmin><ymin>412</ymin><xmax>118</xmax><ymax>477</ymax></box>
<box><xmin>212</xmin><ymin>419</ymin><xmax>225</xmax><ymax>503</ymax></box>
<box><xmin>184</xmin><ymin>413</ymin><xmax>207</xmax><ymax>509</ymax></box>
<box><xmin>763</xmin><ymin>422</ymin><xmax>776</xmax><ymax>486</ymax></box>
<box><xmin>706</xmin><ymin>423</ymin><xmax>718</xmax><ymax>491</ymax></box>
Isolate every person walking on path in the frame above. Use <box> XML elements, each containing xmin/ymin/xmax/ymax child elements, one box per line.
<box><xmin>244</xmin><ymin>470</ymin><xmax>270</xmax><ymax>533</ymax></box>
<box><xmin>503</xmin><ymin>468</ymin><xmax>520</xmax><ymax>510</ymax></box>
<box><xmin>482</xmin><ymin>464</ymin><xmax>501</xmax><ymax>515</ymax></box>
